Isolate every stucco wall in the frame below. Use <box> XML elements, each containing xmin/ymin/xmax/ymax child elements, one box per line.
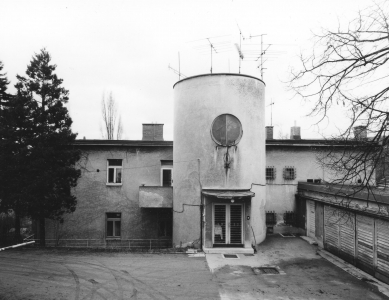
<box><xmin>265</xmin><ymin>148</ymin><xmax>323</xmax><ymax>223</ymax></box>
<box><xmin>173</xmin><ymin>74</ymin><xmax>266</xmax><ymax>246</ymax></box>
<box><xmin>46</xmin><ymin>145</ymin><xmax>173</xmax><ymax>241</ymax></box>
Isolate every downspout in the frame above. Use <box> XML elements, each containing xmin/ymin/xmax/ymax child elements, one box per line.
<box><xmin>198</xmin><ymin>158</ymin><xmax>203</xmax><ymax>249</ymax></box>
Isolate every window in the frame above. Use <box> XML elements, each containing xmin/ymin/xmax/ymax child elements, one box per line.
<box><xmin>162</xmin><ymin>169</ymin><xmax>173</xmax><ymax>186</ymax></box>
<box><xmin>283</xmin><ymin>166</ymin><xmax>296</xmax><ymax>180</ymax></box>
<box><xmin>107</xmin><ymin>159</ymin><xmax>122</xmax><ymax>184</ymax></box>
<box><xmin>106</xmin><ymin>213</ymin><xmax>121</xmax><ymax>238</ymax></box>
<box><xmin>211</xmin><ymin>114</ymin><xmax>243</xmax><ymax>146</ymax></box>
<box><xmin>266</xmin><ymin>167</ymin><xmax>276</xmax><ymax>180</ymax></box>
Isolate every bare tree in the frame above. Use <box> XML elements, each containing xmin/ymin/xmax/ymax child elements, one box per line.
<box><xmin>290</xmin><ymin>1</ymin><xmax>389</xmax><ymax>195</ymax></box>
<box><xmin>101</xmin><ymin>92</ymin><xmax>123</xmax><ymax>140</ymax></box>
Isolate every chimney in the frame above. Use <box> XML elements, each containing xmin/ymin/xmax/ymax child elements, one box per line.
<box><xmin>353</xmin><ymin>126</ymin><xmax>367</xmax><ymax>140</ymax></box>
<box><xmin>290</xmin><ymin>121</ymin><xmax>301</xmax><ymax>140</ymax></box>
<box><xmin>142</xmin><ymin>124</ymin><xmax>164</xmax><ymax>141</ymax></box>
<box><xmin>266</xmin><ymin>126</ymin><xmax>274</xmax><ymax>140</ymax></box>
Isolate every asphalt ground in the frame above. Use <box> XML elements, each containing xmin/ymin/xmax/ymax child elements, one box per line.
<box><xmin>207</xmin><ymin>234</ymin><xmax>389</xmax><ymax>300</ymax></box>
<box><xmin>0</xmin><ymin>249</ymin><xmax>220</xmax><ymax>300</ymax></box>
<box><xmin>1</xmin><ymin>236</ymin><xmax>389</xmax><ymax>300</ymax></box>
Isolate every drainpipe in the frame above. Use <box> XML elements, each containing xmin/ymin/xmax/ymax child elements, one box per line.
<box><xmin>198</xmin><ymin>159</ymin><xmax>203</xmax><ymax>250</ymax></box>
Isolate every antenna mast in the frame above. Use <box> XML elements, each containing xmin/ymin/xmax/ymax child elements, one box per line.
<box><xmin>266</xmin><ymin>99</ymin><xmax>275</xmax><ymax>126</ymax></box>
<box><xmin>236</xmin><ymin>24</ymin><xmax>245</xmax><ymax>73</ymax></box>
<box><xmin>248</xmin><ymin>33</ymin><xmax>270</xmax><ymax>80</ymax></box>
<box><xmin>207</xmin><ymin>38</ymin><xmax>217</xmax><ymax>73</ymax></box>
<box><xmin>168</xmin><ymin>64</ymin><xmax>187</xmax><ymax>80</ymax></box>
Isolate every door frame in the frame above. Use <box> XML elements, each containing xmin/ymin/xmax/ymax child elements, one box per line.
<box><xmin>212</xmin><ymin>203</ymin><xmax>244</xmax><ymax>245</ymax></box>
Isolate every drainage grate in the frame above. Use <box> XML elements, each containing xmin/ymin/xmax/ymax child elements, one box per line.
<box><xmin>280</xmin><ymin>233</ymin><xmax>295</xmax><ymax>237</ymax></box>
<box><xmin>253</xmin><ymin>267</ymin><xmax>280</xmax><ymax>275</ymax></box>
<box><xmin>244</xmin><ymin>254</ymin><xmax>255</xmax><ymax>256</ymax></box>
<box><xmin>223</xmin><ymin>254</ymin><xmax>239</xmax><ymax>259</ymax></box>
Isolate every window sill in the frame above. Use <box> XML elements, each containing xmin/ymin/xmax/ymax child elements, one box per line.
<box><xmin>106</xmin><ymin>183</ymin><xmax>123</xmax><ymax>186</ymax></box>
<box><xmin>106</xmin><ymin>237</ymin><xmax>121</xmax><ymax>240</ymax></box>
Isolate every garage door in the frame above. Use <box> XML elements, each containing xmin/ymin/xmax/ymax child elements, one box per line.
<box><xmin>356</xmin><ymin>214</ymin><xmax>374</xmax><ymax>274</ymax></box>
<box><xmin>376</xmin><ymin>219</ymin><xmax>389</xmax><ymax>282</ymax></box>
<box><xmin>307</xmin><ymin>200</ymin><xmax>316</xmax><ymax>239</ymax></box>
<box><xmin>324</xmin><ymin>206</ymin><xmax>339</xmax><ymax>252</ymax></box>
<box><xmin>324</xmin><ymin>206</ymin><xmax>355</xmax><ymax>262</ymax></box>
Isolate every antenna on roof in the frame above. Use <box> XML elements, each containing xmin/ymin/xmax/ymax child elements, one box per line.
<box><xmin>206</xmin><ymin>38</ymin><xmax>218</xmax><ymax>73</ymax></box>
<box><xmin>247</xmin><ymin>33</ymin><xmax>269</xmax><ymax>80</ymax></box>
<box><xmin>168</xmin><ymin>63</ymin><xmax>187</xmax><ymax>80</ymax></box>
<box><xmin>266</xmin><ymin>99</ymin><xmax>275</xmax><ymax>126</ymax></box>
<box><xmin>236</xmin><ymin>23</ymin><xmax>245</xmax><ymax>73</ymax></box>
<box><xmin>188</xmin><ymin>34</ymin><xmax>232</xmax><ymax>74</ymax></box>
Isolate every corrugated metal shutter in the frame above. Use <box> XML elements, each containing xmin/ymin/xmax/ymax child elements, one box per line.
<box><xmin>214</xmin><ymin>205</ymin><xmax>226</xmax><ymax>244</ymax></box>
<box><xmin>324</xmin><ymin>206</ymin><xmax>339</xmax><ymax>250</ymax></box>
<box><xmin>307</xmin><ymin>200</ymin><xmax>316</xmax><ymax>238</ymax></box>
<box><xmin>339</xmin><ymin>211</ymin><xmax>355</xmax><ymax>260</ymax></box>
<box><xmin>356</xmin><ymin>215</ymin><xmax>374</xmax><ymax>274</ymax></box>
<box><xmin>376</xmin><ymin>219</ymin><xmax>389</xmax><ymax>281</ymax></box>
<box><xmin>230</xmin><ymin>205</ymin><xmax>242</xmax><ymax>244</ymax></box>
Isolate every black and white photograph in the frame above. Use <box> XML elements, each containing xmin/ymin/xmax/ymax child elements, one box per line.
<box><xmin>1</xmin><ymin>0</ymin><xmax>389</xmax><ymax>299</ymax></box>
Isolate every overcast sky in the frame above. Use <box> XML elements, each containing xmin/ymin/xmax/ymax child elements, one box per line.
<box><xmin>0</xmin><ymin>0</ymin><xmax>374</xmax><ymax>140</ymax></box>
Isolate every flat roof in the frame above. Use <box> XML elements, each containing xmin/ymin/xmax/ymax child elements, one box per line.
<box><xmin>75</xmin><ymin>138</ymin><xmax>374</xmax><ymax>148</ymax></box>
<box><xmin>266</xmin><ymin>139</ymin><xmax>377</xmax><ymax>147</ymax></box>
<box><xmin>173</xmin><ymin>73</ymin><xmax>265</xmax><ymax>89</ymax></box>
<box><xmin>74</xmin><ymin>139</ymin><xmax>173</xmax><ymax>147</ymax></box>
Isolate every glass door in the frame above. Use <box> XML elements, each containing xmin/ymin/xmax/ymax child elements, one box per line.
<box><xmin>213</xmin><ymin>204</ymin><xmax>243</xmax><ymax>246</ymax></box>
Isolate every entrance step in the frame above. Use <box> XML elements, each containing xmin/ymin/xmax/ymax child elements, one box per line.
<box><xmin>203</xmin><ymin>247</ymin><xmax>254</xmax><ymax>254</ymax></box>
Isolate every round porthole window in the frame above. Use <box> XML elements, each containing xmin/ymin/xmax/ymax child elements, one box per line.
<box><xmin>211</xmin><ymin>114</ymin><xmax>243</xmax><ymax>146</ymax></box>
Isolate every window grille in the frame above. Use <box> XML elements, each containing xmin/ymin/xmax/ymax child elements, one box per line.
<box><xmin>283</xmin><ymin>211</ymin><xmax>295</xmax><ymax>226</ymax></box>
<box><xmin>266</xmin><ymin>211</ymin><xmax>277</xmax><ymax>226</ymax></box>
<box><xmin>283</xmin><ymin>166</ymin><xmax>296</xmax><ymax>180</ymax></box>
<box><xmin>266</xmin><ymin>167</ymin><xmax>276</xmax><ymax>180</ymax></box>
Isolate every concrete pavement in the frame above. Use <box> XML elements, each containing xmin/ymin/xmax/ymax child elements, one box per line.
<box><xmin>206</xmin><ymin>234</ymin><xmax>389</xmax><ymax>300</ymax></box>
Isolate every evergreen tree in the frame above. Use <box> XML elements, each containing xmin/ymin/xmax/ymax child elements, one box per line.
<box><xmin>0</xmin><ymin>61</ymin><xmax>35</xmax><ymax>241</ymax></box>
<box><xmin>0</xmin><ymin>61</ymin><xmax>11</xmax><ymax>111</ymax></box>
<box><xmin>1</xmin><ymin>50</ymin><xmax>81</xmax><ymax>245</ymax></box>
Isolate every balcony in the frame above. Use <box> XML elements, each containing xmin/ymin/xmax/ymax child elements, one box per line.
<box><xmin>139</xmin><ymin>186</ymin><xmax>173</xmax><ymax>208</ymax></box>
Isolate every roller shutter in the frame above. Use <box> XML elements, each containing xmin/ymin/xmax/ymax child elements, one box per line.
<box><xmin>324</xmin><ymin>206</ymin><xmax>339</xmax><ymax>252</ymax></box>
<box><xmin>376</xmin><ymin>219</ymin><xmax>389</xmax><ymax>283</ymax></box>
<box><xmin>356</xmin><ymin>215</ymin><xmax>375</xmax><ymax>274</ymax></box>
<box><xmin>307</xmin><ymin>200</ymin><xmax>316</xmax><ymax>238</ymax></box>
<box><xmin>324</xmin><ymin>206</ymin><xmax>355</xmax><ymax>263</ymax></box>
<box><xmin>338</xmin><ymin>210</ymin><xmax>355</xmax><ymax>262</ymax></box>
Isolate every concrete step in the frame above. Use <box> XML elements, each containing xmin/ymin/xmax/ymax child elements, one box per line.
<box><xmin>203</xmin><ymin>247</ymin><xmax>254</xmax><ymax>254</ymax></box>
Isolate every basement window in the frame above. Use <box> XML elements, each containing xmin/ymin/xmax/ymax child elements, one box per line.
<box><xmin>106</xmin><ymin>213</ymin><xmax>121</xmax><ymax>238</ymax></box>
<box><xmin>283</xmin><ymin>166</ymin><xmax>296</xmax><ymax>180</ymax></box>
<box><xmin>107</xmin><ymin>159</ymin><xmax>122</xmax><ymax>185</ymax></box>
<box><xmin>266</xmin><ymin>167</ymin><xmax>276</xmax><ymax>180</ymax></box>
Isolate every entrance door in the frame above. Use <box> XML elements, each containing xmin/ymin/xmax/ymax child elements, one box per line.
<box><xmin>213</xmin><ymin>204</ymin><xmax>243</xmax><ymax>247</ymax></box>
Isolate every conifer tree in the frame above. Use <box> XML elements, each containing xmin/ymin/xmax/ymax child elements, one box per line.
<box><xmin>0</xmin><ymin>50</ymin><xmax>81</xmax><ymax>245</ymax></box>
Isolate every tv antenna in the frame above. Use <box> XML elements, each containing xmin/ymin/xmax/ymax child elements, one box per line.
<box><xmin>189</xmin><ymin>34</ymin><xmax>232</xmax><ymax>74</ymax></box>
<box><xmin>236</xmin><ymin>23</ymin><xmax>245</xmax><ymax>73</ymax></box>
<box><xmin>207</xmin><ymin>38</ymin><xmax>218</xmax><ymax>73</ymax></box>
<box><xmin>168</xmin><ymin>52</ymin><xmax>187</xmax><ymax>80</ymax></box>
<box><xmin>248</xmin><ymin>34</ymin><xmax>270</xmax><ymax>80</ymax></box>
<box><xmin>266</xmin><ymin>99</ymin><xmax>275</xmax><ymax>126</ymax></box>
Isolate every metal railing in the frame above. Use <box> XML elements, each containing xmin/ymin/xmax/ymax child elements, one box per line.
<box><xmin>23</xmin><ymin>238</ymin><xmax>173</xmax><ymax>250</ymax></box>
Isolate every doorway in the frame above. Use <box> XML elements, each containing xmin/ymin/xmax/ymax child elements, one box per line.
<box><xmin>213</xmin><ymin>204</ymin><xmax>243</xmax><ymax>247</ymax></box>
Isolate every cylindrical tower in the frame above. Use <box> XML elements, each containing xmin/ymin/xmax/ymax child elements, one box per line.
<box><xmin>173</xmin><ymin>73</ymin><xmax>266</xmax><ymax>252</ymax></box>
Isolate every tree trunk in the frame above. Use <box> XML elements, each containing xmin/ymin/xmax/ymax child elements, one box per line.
<box><xmin>14</xmin><ymin>212</ymin><xmax>21</xmax><ymax>243</ymax></box>
<box><xmin>39</xmin><ymin>218</ymin><xmax>46</xmax><ymax>246</ymax></box>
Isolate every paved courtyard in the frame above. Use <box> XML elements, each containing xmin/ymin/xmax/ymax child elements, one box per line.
<box><xmin>0</xmin><ymin>249</ymin><xmax>219</xmax><ymax>300</ymax></box>
<box><xmin>1</xmin><ymin>235</ymin><xmax>389</xmax><ymax>300</ymax></box>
